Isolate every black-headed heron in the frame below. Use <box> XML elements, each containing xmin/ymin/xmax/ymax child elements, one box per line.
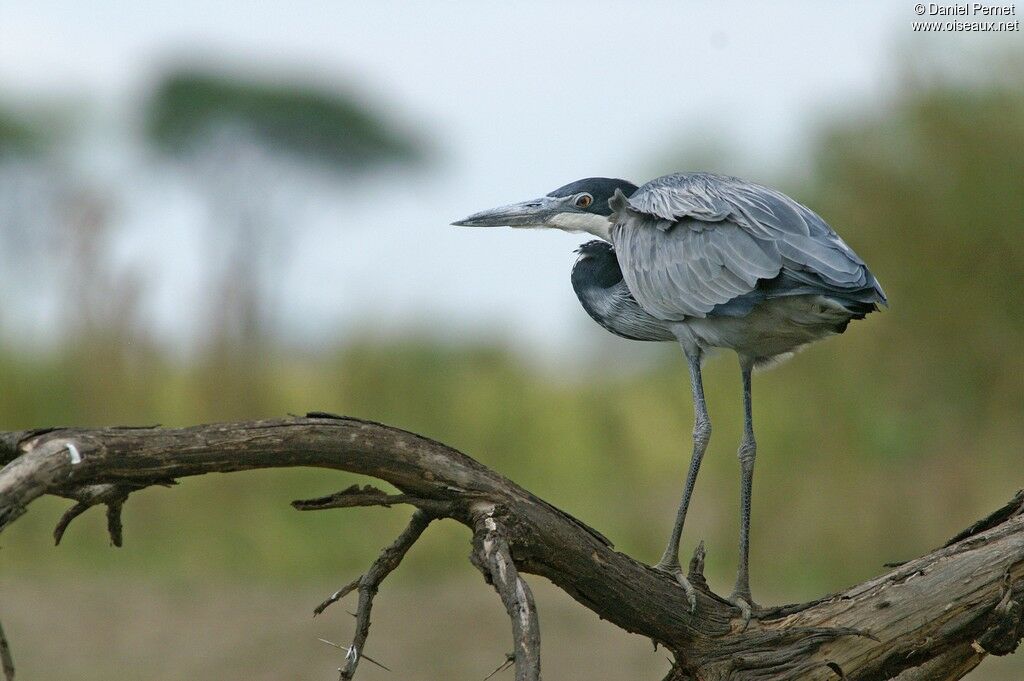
<box><xmin>454</xmin><ymin>172</ymin><xmax>886</xmax><ymax>617</ymax></box>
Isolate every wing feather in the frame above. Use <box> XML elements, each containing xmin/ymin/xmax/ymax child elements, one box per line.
<box><xmin>609</xmin><ymin>172</ymin><xmax>886</xmax><ymax>321</ymax></box>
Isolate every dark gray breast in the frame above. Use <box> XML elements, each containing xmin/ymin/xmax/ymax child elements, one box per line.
<box><xmin>570</xmin><ymin>241</ymin><xmax>675</xmax><ymax>342</ymax></box>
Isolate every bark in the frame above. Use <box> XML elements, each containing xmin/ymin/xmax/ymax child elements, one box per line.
<box><xmin>0</xmin><ymin>415</ymin><xmax>1022</xmax><ymax>681</ymax></box>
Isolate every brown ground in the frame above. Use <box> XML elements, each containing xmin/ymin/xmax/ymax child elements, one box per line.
<box><xmin>2</xmin><ymin>574</ymin><xmax>1022</xmax><ymax>680</ymax></box>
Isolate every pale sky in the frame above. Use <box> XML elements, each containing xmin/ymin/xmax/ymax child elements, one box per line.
<box><xmin>0</xmin><ymin>1</ymin><xmax>1016</xmax><ymax>357</ymax></box>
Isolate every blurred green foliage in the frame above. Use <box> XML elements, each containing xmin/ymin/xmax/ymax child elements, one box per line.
<box><xmin>2</xmin><ymin>67</ymin><xmax>1023</xmax><ymax>617</ymax></box>
<box><xmin>145</xmin><ymin>68</ymin><xmax>424</xmax><ymax>169</ymax></box>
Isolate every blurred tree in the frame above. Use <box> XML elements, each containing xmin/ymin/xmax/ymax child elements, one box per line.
<box><xmin>146</xmin><ymin>71</ymin><xmax>423</xmax><ymax>171</ymax></box>
<box><xmin>142</xmin><ymin>67</ymin><xmax>427</xmax><ymax>415</ymax></box>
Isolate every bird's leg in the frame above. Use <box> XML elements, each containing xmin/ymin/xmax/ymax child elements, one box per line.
<box><xmin>729</xmin><ymin>359</ymin><xmax>759</xmax><ymax>619</ymax></box>
<box><xmin>653</xmin><ymin>351</ymin><xmax>709</xmax><ymax>611</ymax></box>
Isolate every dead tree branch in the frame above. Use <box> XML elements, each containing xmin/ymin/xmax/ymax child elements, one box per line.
<box><xmin>1</xmin><ymin>415</ymin><xmax>1023</xmax><ymax>680</ymax></box>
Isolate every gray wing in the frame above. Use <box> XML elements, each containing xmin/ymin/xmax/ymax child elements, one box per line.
<box><xmin>610</xmin><ymin>172</ymin><xmax>885</xmax><ymax>321</ymax></box>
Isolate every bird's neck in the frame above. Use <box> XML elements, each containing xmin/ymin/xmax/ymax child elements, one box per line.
<box><xmin>548</xmin><ymin>213</ymin><xmax>613</xmax><ymax>242</ymax></box>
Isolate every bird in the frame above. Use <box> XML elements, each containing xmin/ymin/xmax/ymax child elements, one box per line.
<box><xmin>452</xmin><ymin>172</ymin><xmax>886</xmax><ymax>616</ymax></box>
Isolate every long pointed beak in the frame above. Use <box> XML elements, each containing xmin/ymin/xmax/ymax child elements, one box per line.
<box><xmin>451</xmin><ymin>196</ymin><xmax>567</xmax><ymax>228</ymax></box>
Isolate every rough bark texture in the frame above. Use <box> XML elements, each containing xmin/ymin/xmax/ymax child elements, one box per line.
<box><xmin>1</xmin><ymin>415</ymin><xmax>1022</xmax><ymax>681</ymax></box>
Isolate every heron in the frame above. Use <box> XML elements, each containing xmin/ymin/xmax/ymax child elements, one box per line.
<box><xmin>452</xmin><ymin>172</ymin><xmax>886</xmax><ymax>616</ymax></box>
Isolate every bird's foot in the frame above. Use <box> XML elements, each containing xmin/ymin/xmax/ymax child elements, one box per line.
<box><xmin>652</xmin><ymin>560</ymin><xmax>697</xmax><ymax>612</ymax></box>
<box><xmin>726</xmin><ymin>591</ymin><xmax>759</xmax><ymax>631</ymax></box>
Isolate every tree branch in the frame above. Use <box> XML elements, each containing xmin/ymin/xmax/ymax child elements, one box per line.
<box><xmin>292</xmin><ymin>483</ymin><xmax>448</xmax><ymax>515</ymax></box>
<box><xmin>322</xmin><ymin>509</ymin><xmax>434</xmax><ymax>679</ymax></box>
<box><xmin>1</xmin><ymin>415</ymin><xmax>1022</xmax><ymax>680</ymax></box>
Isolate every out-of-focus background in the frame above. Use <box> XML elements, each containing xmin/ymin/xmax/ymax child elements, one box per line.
<box><xmin>0</xmin><ymin>2</ymin><xmax>1022</xmax><ymax>679</ymax></box>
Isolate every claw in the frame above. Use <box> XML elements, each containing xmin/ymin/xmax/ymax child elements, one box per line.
<box><xmin>727</xmin><ymin>594</ymin><xmax>756</xmax><ymax>632</ymax></box>
<box><xmin>653</xmin><ymin>562</ymin><xmax>698</xmax><ymax>612</ymax></box>
<box><xmin>676</xmin><ymin>572</ymin><xmax>698</xmax><ymax>613</ymax></box>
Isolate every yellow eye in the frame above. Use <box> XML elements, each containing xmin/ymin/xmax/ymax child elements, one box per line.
<box><xmin>576</xmin><ymin>194</ymin><xmax>593</xmax><ymax>209</ymax></box>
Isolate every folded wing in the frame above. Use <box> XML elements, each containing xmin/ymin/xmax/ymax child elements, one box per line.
<box><xmin>609</xmin><ymin>172</ymin><xmax>886</xmax><ymax>321</ymax></box>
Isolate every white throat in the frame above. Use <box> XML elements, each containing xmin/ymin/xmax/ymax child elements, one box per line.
<box><xmin>548</xmin><ymin>212</ymin><xmax>613</xmax><ymax>241</ymax></box>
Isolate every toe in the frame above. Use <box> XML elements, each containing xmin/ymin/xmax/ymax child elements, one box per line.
<box><xmin>727</xmin><ymin>594</ymin><xmax>755</xmax><ymax>631</ymax></box>
<box><xmin>678</xmin><ymin>575</ymin><xmax>697</xmax><ymax>612</ymax></box>
<box><xmin>652</xmin><ymin>562</ymin><xmax>698</xmax><ymax>612</ymax></box>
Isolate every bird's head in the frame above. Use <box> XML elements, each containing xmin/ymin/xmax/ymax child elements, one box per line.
<box><xmin>452</xmin><ymin>177</ymin><xmax>638</xmax><ymax>242</ymax></box>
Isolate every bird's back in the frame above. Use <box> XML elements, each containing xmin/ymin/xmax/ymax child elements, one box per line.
<box><xmin>610</xmin><ymin>172</ymin><xmax>886</xmax><ymax>321</ymax></box>
<box><xmin>601</xmin><ymin>172</ymin><xmax>886</xmax><ymax>362</ymax></box>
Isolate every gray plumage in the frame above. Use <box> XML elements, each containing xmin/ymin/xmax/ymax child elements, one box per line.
<box><xmin>453</xmin><ymin>170</ymin><xmax>887</xmax><ymax>615</ymax></box>
<box><xmin>606</xmin><ymin>172</ymin><xmax>886</xmax><ymax>365</ymax></box>
<box><xmin>571</xmin><ymin>240</ymin><xmax>674</xmax><ymax>342</ymax></box>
